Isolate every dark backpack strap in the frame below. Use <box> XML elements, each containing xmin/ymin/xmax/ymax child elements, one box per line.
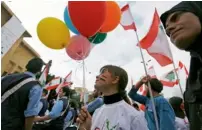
<box><xmin>1</xmin><ymin>73</ymin><xmax>31</xmax><ymax>96</ymax></box>
<box><xmin>1</xmin><ymin>77</ymin><xmax>36</xmax><ymax>103</ymax></box>
<box><xmin>60</xmin><ymin>98</ymin><xmax>70</xmax><ymax>117</ymax></box>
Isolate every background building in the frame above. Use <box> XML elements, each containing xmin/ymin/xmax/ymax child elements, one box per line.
<box><xmin>1</xmin><ymin>1</ymin><xmax>40</xmax><ymax>76</ymax></box>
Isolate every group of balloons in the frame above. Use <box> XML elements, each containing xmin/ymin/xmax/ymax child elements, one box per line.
<box><xmin>37</xmin><ymin>1</ymin><xmax>121</xmax><ymax>61</ymax></box>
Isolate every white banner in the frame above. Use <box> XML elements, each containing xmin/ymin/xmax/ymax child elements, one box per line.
<box><xmin>1</xmin><ymin>15</ymin><xmax>26</xmax><ymax>57</ymax></box>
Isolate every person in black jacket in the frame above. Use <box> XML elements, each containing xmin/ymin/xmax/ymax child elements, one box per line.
<box><xmin>160</xmin><ymin>2</ymin><xmax>202</xmax><ymax>130</ymax></box>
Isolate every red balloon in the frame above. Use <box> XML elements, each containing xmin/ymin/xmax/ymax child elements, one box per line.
<box><xmin>68</xmin><ymin>1</ymin><xmax>107</xmax><ymax>37</ymax></box>
<box><xmin>66</xmin><ymin>35</ymin><xmax>91</xmax><ymax>60</ymax></box>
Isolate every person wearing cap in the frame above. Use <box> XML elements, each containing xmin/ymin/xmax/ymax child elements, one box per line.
<box><xmin>169</xmin><ymin>96</ymin><xmax>189</xmax><ymax>130</ymax></box>
<box><xmin>129</xmin><ymin>76</ymin><xmax>176</xmax><ymax>130</ymax></box>
<box><xmin>76</xmin><ymin>65</ymin><xmax>148</xmax><ymax>130</ymax></box>
<box><xmin>1</xmin><ymin>57</ymin><xmax>44</xmax><ymax>130</ymax></box>
<box><xmin>160</xmin><ymin>2</ymin><xmax>202</xmax><ymax>130</ymax></box>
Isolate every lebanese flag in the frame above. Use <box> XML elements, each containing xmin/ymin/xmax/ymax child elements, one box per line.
<box><xmin>139</xmin><ymin>9</ymin><xmax>173</xmax><ymax>67</ymax></box>
<box><xmin>147</xmin><ymin>66</ymin><xmax>157</xmax><ymax>78</ymax></box>
<box><xmin>56</xmin><ymin>71</ymin><xmax>72</xmax><ymax>93</ymax></box>
<box><xmin>45</xmin><ymin>77</ymin><xmax>62</xmax><ymax>90</ymax></box>
<box><xmin>39</xmin><ymin>61</ymin><xmax>51</xmax><ymax>87</ymax></box>
<box><xmin>120</xmin><ymin>4</ymin><xmax>137</xmax><ymax>31</ymax></box>
<box><xmin>160</xmin><ymin>68</ymin><xmax>179</xmax><ymax>87</ymax></box>
<box><xmin>139</xmin><ymin>66</ymin><xmax>157</xmax><ymax>111</ymax></box>
<box><xmin>139</xmin><ymin>66</ymin><xmax>156</xmax><ymax>94</ymax></box>
<box><xmin>179</xmin><ymin>61</ymin><xmax>189</xmax><ymax>78</ymax></box>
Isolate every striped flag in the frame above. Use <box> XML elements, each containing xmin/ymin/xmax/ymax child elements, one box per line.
<box><xmin>45</xmin><ymin>77</ymin><xmax>62</xmax><ymax>90</ymax></box>
<box><xmin>39</xmin><ymin>60</ymin><xmax>51</xmax><ymax>87</ymax></box>
<box><xmin>120</xmin><ymin>4</ymin><xmax>137</xmax><ymax>31</ymax></box>
<box><xmin>139</xmin><ymin>9</ymin><xmax>173</xmax><ymax>66</ymax></box>
<box><xmin>160</xmin><ymin>68</ymin><xmax>179</xmax><ymax>87</ymax></box>
<box><xmin>139</xmin><ymin>66</ymin><xmax>156</xmax><ymax>95</ymax></box>
<box><xmin>178</xmin><ymin>61</ymin><xmax>189</xmax><ymax>78</ymax></box>
<box><xmin>56</xmin><ymin>71</ymin><xmax>72</xmax><ymax>93</ymax></box>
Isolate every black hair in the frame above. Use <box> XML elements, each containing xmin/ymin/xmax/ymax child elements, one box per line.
<box><xmin>149</xmin><ymin>78</ymin><xmax>163</xmax><ymax>93</ymax></box>
<box><xmin>133</xmin><ymin>102</ymin><xmax>139</xmax><ymax>110</ymax></box>
<box><xmin>62</xmin><ymin>87</ymin><xmax>71</xmax><ymax>97</ymax></box>
<box><xmin>169</xmin><ymin>96</ymin><xmax>183</xmax><ymax>108</ymax></box>
<box><xmin>26</xmin><ymin>57</ymin><xmax>44</xmax><ymax>74</ymax></box>
<box><xmin>100</xmin><ymin>65</ymin><xmax>131</xmax><ymax>105</ymax></box>
<box><xmin>43</xmin><ymin>89</ymin><xmax>48</xmax><ymax>95</ymax></box>
<box><xmin>169</xmin><ymin>96</ymin><xmax>185</xmax><ymax>118</ymax></box>
<box><xmin>47</xmin><ymin>89</ymin><xmax>57</xmax><ymax>102</ymax></box>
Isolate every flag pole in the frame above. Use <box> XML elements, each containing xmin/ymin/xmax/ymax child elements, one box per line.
<box><xmin>128</xmin><ymin>4</ymin><xmax>159</xmax><ymax>130</ymax></box>
<box><xmin>172</xmin><ymin>61</ymin><xmax>184</xmax><ymax>97</ymax></box>
<box><xmin>162</xmin><ymin>28</ymin><xmax>187</xmax><ymax>118</ymax></box>
<box><xmin>166</xmin><ymin>42</ymin><xmax>184</xmax><ymax>98</ymax></box>
<box><xmin>159</xmin><ymin>18</ymin><xmax>184</xmax><ymax>98</ymax></box>
<box><xmin>134</xmin><ymin>31</ymin><xmax>160</xmax><ymax>130</ymax></box>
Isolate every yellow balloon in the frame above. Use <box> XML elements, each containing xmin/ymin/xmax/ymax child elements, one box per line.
<box><xmin>37</xmin><ymin>17</ymin><xmax>70</xmax><ymax>49</ymax></box>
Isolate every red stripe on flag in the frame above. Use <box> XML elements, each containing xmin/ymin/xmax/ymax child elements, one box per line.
<box><xmin>160</xmin><ymin>80</ymin><xmax>178</xmax><ymax>87</ymax></box>
<box><xmin>184</xmin><ymin>67</ymin><xmax>189</xmax><ymax>76</ymax></box>
<box><xmin>139</xmin><ymin>9</ymin><xmax>160</xmax><ymax>49</ymax></box>
<box><xmin>121</xmin><ymin>23</ymin><xmax>136</xmax><ymax>31</ymax></box>
<box><xmin>139</xmin><ymin>85</ymin><xmax>144</xmax><ymax>92</ymax></box>
<box><xmin>179</xmin><ymin>61</ymin><xmax>189</xmax><ymax>76</ymax></box>
<box><xmin>120</xmin><ymin>4</ymin><xmax>137</xmax><ymax>31</ymax></box>
<box><xmin>46</xmin><ymin>85</ymin><xmax>59</xmax><ymax>90</ymax></box>
<box><xmin>121</xmin><ymin>4</ymin><xmax>129</xmax><ymax>12</ymax></box>
<box><xmin>142</xmin><ymin>90</ymin><xmax>147</xmax><ymax>96</ymax></box>
<box><xmin>148</xmin><ymin>52</ymin><xmax>173</xmax><ymax>66</ymax></box>
<box><xmin>179</xmin><ymin>61</ymin><xmax>183</xmax><ymax>69</ymax></box>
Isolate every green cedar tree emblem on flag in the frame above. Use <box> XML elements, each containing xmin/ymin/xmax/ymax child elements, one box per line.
<box><xmin>166</xmin><ymin>71</ymin><xmax>175</xmax><ymax>81</ymax></box>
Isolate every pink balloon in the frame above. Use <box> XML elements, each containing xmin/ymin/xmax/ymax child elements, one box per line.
<box><xmin>66</xmin><ymin>35</ymin><xmax>91</xmax><ymax>60</ymax></box>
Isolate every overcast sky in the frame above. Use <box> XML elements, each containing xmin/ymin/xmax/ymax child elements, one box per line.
<box><xmin>4</xmin><ymin>0</ymin><xmax>190</xmax><ymax>97</ymax></box>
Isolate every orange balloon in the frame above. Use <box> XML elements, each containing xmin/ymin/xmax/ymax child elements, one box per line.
<box><xmin>100</xmin><ymin>1</ymin><xmax>121</xmax><ymax>33</ymax></box>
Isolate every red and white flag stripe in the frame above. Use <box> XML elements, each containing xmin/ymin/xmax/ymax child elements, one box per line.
<box><xmin>120</xmin><ymin>4</ymin><xmax>137</xmax><ymax>31</ymax></box>
<box><xmin>139</xmin><ymin>9</ymin><xmax>173</xmax><ymax>67</ymax></box>
<box><xmin>178</xmin><ymin>61</ymin><xmax>189</xmax><ymax>78</ymax></box>
<box><xmin>45</xmin><ymin>77</ymin><xmax>62</xmax><ymax>90</ymax></box>
<box><xmin>56</xmin><ymin>71</ymin><xmax>72</xmax><ymax>93</ymax></box>
<box><xmin>39</xmin><ymin>61</ymin><xmax>51</xmax><ymax>87</ymax></box>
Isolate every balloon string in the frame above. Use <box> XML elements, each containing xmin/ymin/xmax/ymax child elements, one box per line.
<box><xmin>78</xmin><ymin>32</ymin><xmax>101</xmax><ymax>130</ymax></box>
<box><xmin>67</xmin><ymin>33</ymin><xmax>99</xmax><ymax>61</ymax></box>
<box><xmin>81</xmin><ymin>32</ymin><xmax>100</xmax><ymax>103</ymax></box>
<box><xmin>82</xmin><ymin>32</ymin><xmax>100</xmax><ymax>59</ymax></box>
<box><xmin>67</xmin><ymin>48</ymin><xmax>85</xmax><ymax>60</ymax></box>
